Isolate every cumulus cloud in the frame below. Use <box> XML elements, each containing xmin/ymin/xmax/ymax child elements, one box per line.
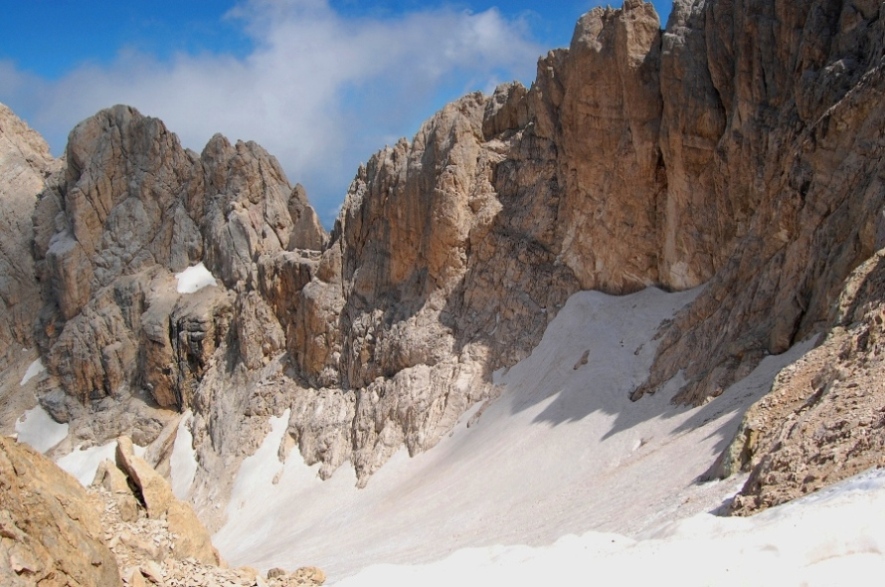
<box><xmin>0</xmin><ymin>0</ymin><xmax>543</xmax><ymax>225</ymax></box>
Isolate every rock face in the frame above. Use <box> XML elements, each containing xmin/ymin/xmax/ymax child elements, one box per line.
<box><xmin>0</xmin><ymin>105</ymin><xmax>60</xmax><ymax>369</ymax></box>
<box><xmin>0</xmin><ymin>435</ymin><xmax>120</xmax><ymax>586</ymax></box>
<box><xmin>2</xmin><ymin>0</ymin><xmax>885</xmax><ymax>523</ymax></box>
<box><xmin>34</xmin><ymin>107</ymin><xmax>326</xmax><ymax>411</ymax></box>
<box><xmin>635</xmin><ymin>0</ymin><xmax>885</xmax><ymax>407</ymax></box>
<box><xmin>0</xmin><ymin>433</ymin><xmax>322</xmax><ymax>587</ymax></box>
<box><xmin>718</xmin><ymin>250</ymin><xmax>885</xmax><ymax>514</ymax></box>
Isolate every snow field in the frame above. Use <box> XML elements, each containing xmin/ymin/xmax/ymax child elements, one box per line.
<box><xmin>334</xmin><ymin>469</ymin><xmax>885</xmax><ymax>586</ymax></box>
<box><xmin>170</xmin><ymin>410</ymin><xmax>198</xmax><ymax>499</ymax></box>
<box><xmin>214</xmin><ymin>287</ymin><xmax>837</xmax><ymax>582</ymax></box>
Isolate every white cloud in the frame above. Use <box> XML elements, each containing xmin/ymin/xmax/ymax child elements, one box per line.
<box><xmin>0</xmin><ymin>0</ymin><xmax>542</xmax><ymax>226</ymax></box>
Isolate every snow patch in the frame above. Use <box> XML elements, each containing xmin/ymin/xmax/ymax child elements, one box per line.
<box><xmin>57</xmin><ymin>442</ymin><xmax>117</xmax><ymax>486</ymax></box>
<box><xmin>19</xmin><ymin>358</ymin><xmax>45</xmax><ymax>386</ymax></box>
<box><xmin>227</xmin><ymin>410</ymin><xmax>291</xmax><ymax>510</ymax></box>
<box><xmin>55</xmin><ymin>440</ymin><xmax>147</xmax><ymax>487</ymax></box>
<box><xmin>170</xmin><ymin>411</ymin><xmax>198</xmax><ymax>500</ymax></box>
<box><xmin>15</xmin><ymin>406</ymin><xmax>68</xmax><ymax>453</ymax></box>
<box><xmin>175</xmin><ymin>262</ymin><xmax>217</xmax><ymax>294</ymax></box>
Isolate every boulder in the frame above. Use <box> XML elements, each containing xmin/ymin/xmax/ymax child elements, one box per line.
<box><xmin>115</xmin><ymin>436</ymin><xmax>221</xmax><ymax>565</ymax></box>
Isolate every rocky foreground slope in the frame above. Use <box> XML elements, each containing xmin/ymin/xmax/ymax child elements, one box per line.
<box><xmin>1</xmin><ymin>433</ymin><xmax>325</xmax><ymax>586</ymax></box>
<box><xmin>2</xmin><ymin>0</ymin><xmax>885</xmax><ymax>548</ymax></box>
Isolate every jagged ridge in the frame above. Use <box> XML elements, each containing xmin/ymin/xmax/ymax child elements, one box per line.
<box><xmin>0</xmin><ymin>0</ymin><xmax>884</xmax><ymax>515</ymax></box>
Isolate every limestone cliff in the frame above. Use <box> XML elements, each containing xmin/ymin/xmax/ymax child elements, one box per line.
<box><xmin>1</xmin><ymin>0</ymin><xmax>885</xmax><ymax>516</ymax></box>
<box><xmin>0</xmin><ymin>104</ymin><xmax>60</xmax><ymax>369</ymax></box>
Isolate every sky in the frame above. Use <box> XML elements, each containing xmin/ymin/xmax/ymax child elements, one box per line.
<box><xmin>0</xmin><ymin>0</ymin><xmax>673</xmax><ymax>227</ymax></box>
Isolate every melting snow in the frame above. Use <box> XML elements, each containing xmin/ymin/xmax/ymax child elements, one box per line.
<box><xmin>15</xmin><ymin>406</ymin><xmax>68</xmax><ymax>453</ymax></box>
<box><xmin>56</xmin><ymin>440</ymin><xmax>147</xmax><ymax>486</ymax></box>
<box><xmin>334</xmin><ymin>469</ymin><xmax>885</xmax><ymax>586</ymax></box>
<box><xmin>170</xmin><ymin>411</ymin><xmax>198</xmax><ymax>500</ymax></box>
<box><xmin>175</xmin><ymin>262</ymin><xmax>217</xmax><ymax>294</ymax></box>
<box><xmin>57</xmin><ymin>442</ymin><xmax>117</xmax><ymax>485</ymax></box>
<box><xmin>19</xmin><ymin>358</ymin><xmax>45</xmax><ymax>386</ymax></box>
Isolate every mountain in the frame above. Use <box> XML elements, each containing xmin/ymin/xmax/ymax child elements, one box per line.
<box><xmin>2</xmin><ymin>0</ymin><xmax>885</xmax><ymax>583</ymax></box>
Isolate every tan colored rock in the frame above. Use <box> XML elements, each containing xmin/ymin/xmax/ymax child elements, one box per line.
<box><xmin>140</xmin><ymin>560</ymin><xmax>165</xmax><ymax>584</ymax></box>
<box><xmin>718</xmin><ymin>250</ymin><xmax>885</xmax><ymax>514</ymax></box>
<box><xmin>116</xmin><ymin>436</ymin><xmax>221</xmax><ymax>565</ymax></box>
<box><xmin>4</xmin><ymin>0</ymin><xmax>885</xmax><ymax>518</ymax></box>
<box><xmin>555</xmin><ymin>0</ymin><xmax>665</xmax><ymax>293</ymax></box>
<box><xmin>0</xmin><ymin>436</ymin><xmax>121</xmax><ymax>586</ymax></box>
<box><xmin>94</xmin><ymin>458</ymin><xmax>141</xmax><ymax>522</ymax></box>
<box><xmin>35</xmin><ymin>104</ymin><xmax>326</xmax><ymax>417</ymax></box>
<box><xmin>291</xmin><ymin>566</ymin><xmax>326</xmax><ymax>585</ymax></box>
<box><xmin>636</xmin><ymin>0</ymin><xmax>885</xmax><ymax>406</ymax></box>
<box><xmin>0</xmin><ymin>103</ymin><xmax>60</xmax><ymax>369</ymax></box>
<box><xmin>129</xmin><ymin>568</ymin><xmax>148</xmax><ymax>587</ymax></box>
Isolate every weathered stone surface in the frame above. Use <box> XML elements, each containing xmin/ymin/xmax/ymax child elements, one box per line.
<box><xmin>0</xmin><ymin>435</ymin><xmax>120</xmax><ymax>586</ymax></box>
<box><xmin>0</xmin><ymin>104</ymin><xmax>60</xmax><ymax>369</ymax></box>
<box><xmin>115</xmin><ymin>436</ymin><xmax>221</xmax><ymax>565</ymax></box>
<box><xmin>719</xmin><ymin>250</ymin><xmax>885</xmax><ymax>514</ymax></box>
<box><xmin>554</xmin><ymin>0</ymin><xmax>665</xmax><ymax>293</ymax></box>
<box><xmin>32</xmin><ymin>104</ymin><xmax>326</xmax><ymax>435</ymax></box>
<box><xmin>3</xmin><ymin>0</ymin><xmax>885</xmax><ymax>522</ymax></box>
<box><xmin>94</xmin><ymin>458</ymin><xmax>141</xmax><ymax>523</ymax></box>
<box><xmin>635</xmin><ymin>0</ymin><xmax>885</xmax><ymax>407</ymax></box>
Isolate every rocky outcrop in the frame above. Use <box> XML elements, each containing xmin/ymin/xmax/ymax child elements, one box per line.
<box><xmin>634</xmin><ymin>0</ymin><xmax>885</xmax><ymax>407</ymax></box>
<box><xmin>90</xmin><ymin>447</ymin><xmax>326</xmax><ymax>587</ymax></box>
<box><xmin>0</xmin><ymin>105</ymin><xmax>60</xmax><ymax>369</ymax></box>
<box><xmin>114</xmin><ymin>436</ymin><xmax>220</xmax><ymax>565</ymax></box>
<box><xmin>2</xmin><ymin>0</ymin><xmax>885</xmax><ymax>521</ymax></box>
<box><xmin>0</xmin><ymin>435</ymin><xmax>120</xmax><ymax>586</ymax></box>
<box><xmin>717</xmin><ymin>249</ymin><xmax>885</xmax><ymax>515</ymax></box>
<box><xmin>31</xmin><ymin>106</ymin><xmax>326</xmax><ymax>424</ymax></box>
<box><xmin>0</xmin><ymin>432</ymin><xmax>322</xmax><ymax>587</ymax></box>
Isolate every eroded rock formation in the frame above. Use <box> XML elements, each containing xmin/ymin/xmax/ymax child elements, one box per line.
<box><xmin>0</xmin><ymin>431</ymin><xmax>322</xmax><ymax>586</ymax></box>
<box><xmin>1</xmin><ymin>0</ymin><xmax>884</xmax><ymax>521</ymax></box>
<box><xmin>718</xmin><ymin>250</ymin><xmax>885</xmax><ymax>514</ymax></box>
<box><xmin>0</xmin><ymin>104</ymin><xmax>60</xmax><ymax>369</ymax></box>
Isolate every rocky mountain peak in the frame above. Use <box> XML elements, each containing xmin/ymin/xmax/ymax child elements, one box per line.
<box><xmin>2</xmin><ymin>2</ymin><xmax>885</xmax><ymax>565</ymax></box>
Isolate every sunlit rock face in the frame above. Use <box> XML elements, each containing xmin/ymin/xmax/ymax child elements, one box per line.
<box><xmin>0</xmin><ymin>104</ymin><xmax>60</xmax><ymax>369</ymax></box>
<box><xmin>0</xmin><ymin>436</ymin><xmax>121</xmax><ymax>586</ymax></box>
<box><xmin>3</xmin><ymin>0</ymin><xmax>885</xmax><ymax>516</ymax></box>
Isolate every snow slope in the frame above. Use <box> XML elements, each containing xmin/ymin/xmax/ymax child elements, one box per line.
<box><xmin>170</xmin><ymin>410</ymin><xmax>198</xmax><ymax>500</ymax></box>
<box><xmin>335</xmin><ymin>469</ymin><xmax>885</xmax><ymax>586</ymax></box>
<box><xmin>214</xmin><ymin>287</ymin><xmax>831</xmax><ymax>581</ymax></box>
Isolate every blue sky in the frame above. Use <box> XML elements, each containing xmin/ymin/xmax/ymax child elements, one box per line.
<box><xmin>1</xmin><ymin>1</ymin><xmax>672</xmax><ymax>226</ymax></box>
